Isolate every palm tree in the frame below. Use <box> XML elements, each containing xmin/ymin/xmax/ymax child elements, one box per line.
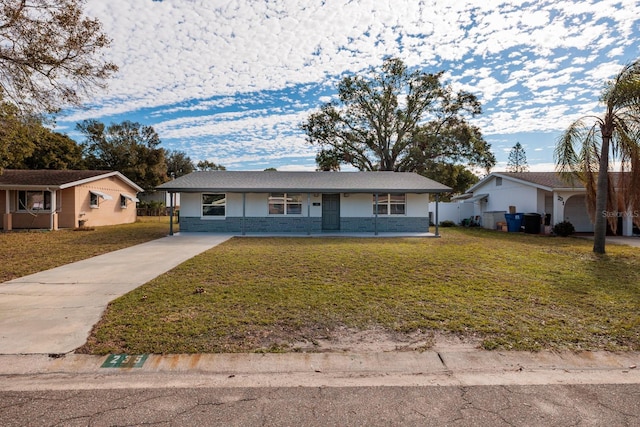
<box><xmin>555</xmin><ymin>60</ymin><xmax>640</xmax><ymax>254</ymax></box>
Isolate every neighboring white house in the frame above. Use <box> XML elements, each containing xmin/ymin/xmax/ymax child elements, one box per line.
<box><xmin>156</xmin><ymin>171</ymin><xmax>451</xmax><ymax>235</ymax></box>
<box><xmin>461</xmin><ymin>171</ymin><xmax>637</xmax><ymax>236</ymax></box>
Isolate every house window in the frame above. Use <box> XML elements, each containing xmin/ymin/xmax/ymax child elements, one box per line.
<box><xmin>89</xmin><ymin>190</ymin><xmax>112</xmax><ymax>208</ymax></box>
<box><xmin>496</xmin><ymin>177</ymin><xmax>502</xmax><ymax>186</ymax></box>
<box><xmin>373</xmin><ymin>194</ymin><xmax>406</xmax><ymax>215</ymax></box>
<box><xmin>202</xmin><ymin>193</ymin><xmax>226</xmax><ymax>217</ymax></box>
<box><xmin>18</xmin><ymin>190</ymin><xmax>51</xmax><ymax>211</ymax></box>
<box><xmin>120</xmin><ymin>193</ymin><xmax>139</xmax><ymax>208</ymax></box>
<box><xmin>268</xmin><ymin>193</ymin><xmax>302</xmax><ymax>215</ymax></box>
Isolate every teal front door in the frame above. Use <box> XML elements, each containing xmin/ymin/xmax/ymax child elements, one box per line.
<box><xmin>322</xmin><ymin>194</ymin><xmax>340</xmax><ymax>231</ymax></box>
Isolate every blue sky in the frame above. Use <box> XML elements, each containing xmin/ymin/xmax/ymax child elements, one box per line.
<box><xmin>55</xmin><ymin>0</ymin><xmax>640</xmax><ymax>172</ymax></box>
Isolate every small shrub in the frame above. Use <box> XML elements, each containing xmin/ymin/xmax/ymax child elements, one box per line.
<box><xmin>439</xmin><ymin>220</ymin><xmax>457</xmax><ymax>227</ymax></box>
<box><xmin>553</xmin><ymin>220</ymin><xmax>575</xmax><ymax>237</ymax></box>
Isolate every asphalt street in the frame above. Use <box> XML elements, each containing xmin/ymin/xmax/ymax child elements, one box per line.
<box><xmin>2</xmin><ymin>384</ymin><xmax>639</xmax><ymax>426</ymax></box>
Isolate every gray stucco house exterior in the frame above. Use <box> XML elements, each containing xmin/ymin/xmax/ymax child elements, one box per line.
<box><xmin>157</xmin><ymin>171</ymin><xmax>451</xmax><ymax>235</ymax></box>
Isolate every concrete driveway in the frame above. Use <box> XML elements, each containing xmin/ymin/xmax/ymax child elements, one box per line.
<box><xmin>578</xmin><ymin>235</ymin><xmax>640</xmax><ymax>248</ymax></box>
<box><xmin>605</xmin><ymin>236</ymin><xmax>640</xmax><ymax>247</ymax></box>
<box><xmin>0</xmin><ymin>233</ymin><xmax>232</xmax><ymax>355</ymax></box>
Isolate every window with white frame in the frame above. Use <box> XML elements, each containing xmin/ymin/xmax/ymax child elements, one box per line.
<box><xmin>18</xmin><ymin>190</ymin><xmax>51</xmax><ymax>211</ymax></box>
<box><xmin>120</xmin><ymin>195</ymin><xmax>127</xmax><ymax>208</ymax></box>
<box><xmin>268</xmin><ymin>193</ymin><xmax>302</xmax><ymax>215</ymax></box>
<box><xmin>90</xmin><ymin>192</ymin><xmax>99</xmax><ymax>207</ymax></box>
<box><xmin>202</xmin><ymin>193</ymin><xmax>226</xmax><ymax>217</ymax></box>
<box><xmin>373</xmin><ymin>194</ymin><xmax>406</xmax><ymax>215</ymax></box>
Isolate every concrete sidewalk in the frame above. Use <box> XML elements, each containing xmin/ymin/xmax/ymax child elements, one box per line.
<box><xmin>0</xmin><ymin>233</ymin><xmax>232</xmax><ymax>354</ymax></box>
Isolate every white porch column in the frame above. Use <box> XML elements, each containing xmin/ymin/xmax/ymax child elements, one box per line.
<box><xmin>434</xmin><ymin>193</ymin><xmax>441</xmax><ymax>236</ymax></box>
<box><xmin>49</xmin><ymin>190</ymin><xmax>58</xmax><ymax>230</ymax></box>
<box><xmin>553</xmin><ymin>192</ymin><xmax>566</xmax><ymax>227</ymax></box>
<box><xmin>169</xmin><ymin>191</ymin><xmax>174</xmax><ymax>236</ymax></box>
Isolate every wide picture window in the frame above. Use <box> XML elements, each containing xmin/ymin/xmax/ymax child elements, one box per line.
<box><xmin>373</xmin><ymin>194</ymin><xmax>406</xmax><ymax>215</ymax></box>
<box><xmin>268</xmin><ymin>193</ymin><xmax>302</xmax><ymax>215</ymax></box>
<box><xmin>202</xmin><ymin>194</ymin><xmax>226</xmax><ymax>217</ymax></box>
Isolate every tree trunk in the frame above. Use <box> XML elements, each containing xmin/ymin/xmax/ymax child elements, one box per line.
<box><xmin>593</xmin><ymin>134</ymin><xmax>610</xmax><ymax>254</ymax></box>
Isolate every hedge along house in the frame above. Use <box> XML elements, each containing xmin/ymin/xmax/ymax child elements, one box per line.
<box><xmin>0</xmin><ymin>170</ymin><xmax>143</xmax><ymax>231</ymax></box>
<box><xmin>156</xmin><ymin>171</ymin><xmax>452</xmax><ymax>236</ymax></box>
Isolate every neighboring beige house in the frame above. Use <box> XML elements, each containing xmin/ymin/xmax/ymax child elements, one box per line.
<box><xmin>0</xmin><ymin>170</ymin><xmax>143</xmax><ymax>231</ymax></box>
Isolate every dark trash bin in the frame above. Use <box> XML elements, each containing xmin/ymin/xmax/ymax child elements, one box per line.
<box><xmin>523</xmin><ymin>213</ymin><xmax>542</xmax><ymax>234</ymax></box>
<box><xmin>505</xmin><ymin>213</ymin><xmax>523</xmax><ymax>232</ymax></box>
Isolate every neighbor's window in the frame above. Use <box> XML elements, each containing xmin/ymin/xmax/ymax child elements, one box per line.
<box><xmin>268</xmin><ymin>193</ymin><xmax>302</xmax><ymax>215</ymax></box>
<box><xmin>120</xmin><ymin>195</ymin><xmax>127</xmax><ymax>209</ymax></box>
<box><xmin>202</xmin><ymin>193</ymin><xmax>226</xmax><ymax>217</ymax></box>
<box><xmin>90</xmin><ymin>192</ymin><xmax>99</xmax><ymax>207</ymax></box>
<box><xmin>18</xmin><ymin>190</ymin><xmax>51</xmax><ymax>211</ymax></box>
<box><xmin>373</xmin><ymin>194</ymin><xmax>406</xmax><ymax>215</ymax></box>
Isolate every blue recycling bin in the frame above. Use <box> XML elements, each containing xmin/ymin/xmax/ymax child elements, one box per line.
<box><xmin>504</xmin><ymin>213</ymin><xmax>523</xmax><ymax>232</ymax></box>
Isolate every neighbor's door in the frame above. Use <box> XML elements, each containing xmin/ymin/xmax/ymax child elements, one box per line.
<box><xmin>322</xmin><ymin>193</ymin><xmax>340</xmax><ymax>231</ymax></box>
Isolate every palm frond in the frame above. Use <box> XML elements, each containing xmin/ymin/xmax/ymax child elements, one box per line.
<box><xmin>602</xmin><ymin>59</ymin><xmax>640</xmax><ymax>109</ymax></box>
<box><xmin>614</xmin><ymin>116</ymin><xmax>640</xmax><ymax>221</ymax></box>
<box><xmin>555</xmin><ymin>119</ymin><xmax>585</xmax><ymax>172</ymax></box>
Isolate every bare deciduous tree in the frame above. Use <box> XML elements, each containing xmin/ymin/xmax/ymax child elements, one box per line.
<box><xmin>0</xmin><ymin>0</ymin><xmax>118</xmax><ymax>114</ymax></box>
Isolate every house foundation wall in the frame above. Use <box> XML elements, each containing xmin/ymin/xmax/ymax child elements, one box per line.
<box><xmin>181</xmin><ymin>216</ymin><xmax>323</xmax><ymax>233</ymax></box>
<box><xmin>180</xmin><ymin>216</ymin><xmax>429</xmax><ymax>233</ymax></box>
<box><xmin>340</xmin><ymin>217</ymin><xmax>429</xmax><ymax>232</ymax></box>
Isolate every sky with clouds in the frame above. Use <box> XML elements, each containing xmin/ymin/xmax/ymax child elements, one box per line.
<box><xmin>56</xmin><ymin>0</ymin><xmax>640</xmax><ymax>172</ymax></box>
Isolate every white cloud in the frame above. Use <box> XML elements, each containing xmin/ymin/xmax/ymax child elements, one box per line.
<box><xmin>54</xmin><ymin>0</ymin><xmax>640</xmax><ymax>169</ymax></box>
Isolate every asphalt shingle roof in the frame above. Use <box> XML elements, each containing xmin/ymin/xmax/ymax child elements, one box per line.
<box><xmin>157</xmin><ymin>171</ymin><xmax>452</xmax><ymax>193</ymax></box>
<box><xmin>0</xmin><ymin>169</ymin><xmax>143</xmax><ymax>192</ymax></box>
<box><xmin>496</xmin><ymin>172</ymin><xmax>584</xmax><ymax>189</ymax></box>
<box><xmin>467</xmin><ymin>171</ymin><xmax>633</xmax><ymax>194</ymax></box>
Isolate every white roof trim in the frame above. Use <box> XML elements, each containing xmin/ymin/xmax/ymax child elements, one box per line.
<box><xmin>464</xmin><ymin>193</ymin><xmax>489</xmax><ymax>203</ymax></box>
<box><xmin>451</xmin><ymin>193</ymin><xmax>472</xmax><ymax>201</ymax></box>
<box><xmin>90</xmin><ymin>190</ymin><xmax>113</xmax><ymax>200</ymax></box>
<box><xmin>467</xmin><ymin>173</ymin><xmax>554</xmax><ymax>193</ymax></box>
<box><xmin>59</xmin><ymin>171</ymin><xmax>144</xmax><ymax>192</ymax></box>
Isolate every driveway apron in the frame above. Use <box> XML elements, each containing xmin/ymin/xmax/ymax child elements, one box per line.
<box><xmin>0</xmin><ymin>233</ymin><xmax>232</xmax><ymax>354</ymax></box>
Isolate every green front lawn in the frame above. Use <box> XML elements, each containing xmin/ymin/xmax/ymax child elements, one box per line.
<box><xmin>79</xmin><ymin>228</ymin><xmax>640</xmax><ymax>354</ymax></box>
<box><xmin>0</xmin><ymin>217</ymin><xmax>173</xmax><ymax>283</ymax></box>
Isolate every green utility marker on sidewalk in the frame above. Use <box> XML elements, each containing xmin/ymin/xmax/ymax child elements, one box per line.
<box><xmin>101</xmin><ymin>354</ymin><xmax>148</xmax><ymax>368</ymax></box>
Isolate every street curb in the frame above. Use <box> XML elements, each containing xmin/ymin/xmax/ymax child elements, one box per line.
<box><xmin>0</xmin><ymin>351</ymin><xmax>638</xmax><ymax>390</ymax></box>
